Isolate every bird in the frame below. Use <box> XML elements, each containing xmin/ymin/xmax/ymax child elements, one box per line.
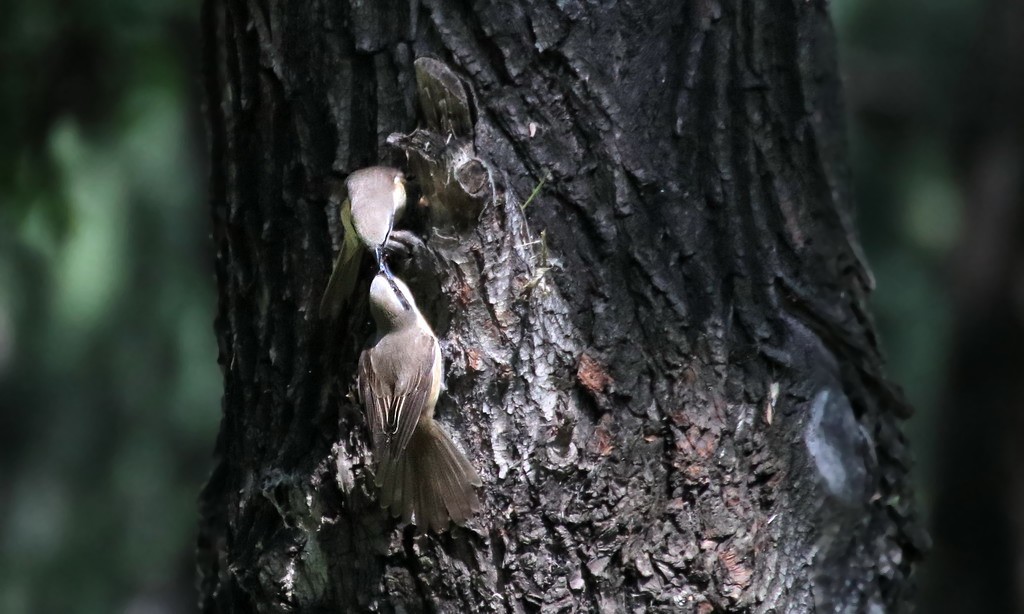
<box><xmin>358</xmin><ymin>272</ymin><xmax>481</xmax><ymax>531</ymax></box>
<box><xmin>320</xmin><ymin>166</ymin><xmax>408</xmax><ymax>320</ymax></box>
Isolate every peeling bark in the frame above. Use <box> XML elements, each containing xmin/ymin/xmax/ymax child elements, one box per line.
<box><xmin>197</xmin><ymin>1</ymin><xmax>922</xmax><ymax>612</ymax></box>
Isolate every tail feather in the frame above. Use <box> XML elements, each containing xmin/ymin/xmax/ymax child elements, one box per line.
<box><xmin>375</xmin><ymin>453</ymin><xmax>393</xmax><ymax>501</ymax></box>
<box><xmin>436</xmin><ymin>423</ymin><xmax>483</xmax><ymax>488</ymax></box>
<box><xmin>421</xmin><ymin>468</ymin><xmax>445</xmax><ymax>532</ymax></box>
<box><xmin>376</xmin><ymin>452</ymin><xmax>398</xmax><ymax>511</ymax></box>
<box><xmin>386</xmin><ymin>455</ymin><xmax>404</xmax><ymax>517</ymax></box>
<box><xmin>375</xmin><ymin>420</ymin><xmax>480</xmax><ymax>531</ymax></box>
<box><xmin>401</xmin><ymin>451</ymin><xmax>416</xmax><ymax>524</ymax></box>
<box><xmin>434</xmin><ymin>429</ymin><xmax>479</xmax><ymax>523</ymax></box>
<box><xmin>394</xmin><ymin>456</ymin><xmax>411</xmax><ymax>522</ymax></box>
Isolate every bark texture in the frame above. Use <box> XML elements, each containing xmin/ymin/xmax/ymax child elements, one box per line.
<box><xmin>198</xmin><ymin>0</ymin><xmax>922</xmax><ymax>611</ymax></box>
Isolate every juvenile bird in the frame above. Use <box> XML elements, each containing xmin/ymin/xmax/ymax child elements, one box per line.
<box><xmin>358</xmin><ymin>273</ymin><xmax>481</xmax><ymax>531</ymax></box>
<box><xmin>320</xmin><ymin>166</ymin><xmax>407</xmax><ymax>320</ymax></box>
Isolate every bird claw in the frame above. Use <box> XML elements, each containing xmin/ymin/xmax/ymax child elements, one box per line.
<box><xmin>384</xmin><ymin>230</ymin><xmax>426</xmax><ymax>263</ymax></box>
<box><xmin>383</xmin><ymin>230</ymin><xmax>443</xmax><ymax>299</ymax></box>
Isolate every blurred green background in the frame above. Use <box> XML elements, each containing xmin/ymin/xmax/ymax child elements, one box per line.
<box><xmin>0</xmin><ymin>1</ymin><xmax>214</xmax><ymax>612</ymax></box>
<box><xmin>0</xmin><ymin>0</ymin><xmax>1006</xmax><ymax>611</ymax></box>
<box><xmin>836</xmin><ymin>0</ymin><xmax>978</xmax><ymax>507</ymax></box>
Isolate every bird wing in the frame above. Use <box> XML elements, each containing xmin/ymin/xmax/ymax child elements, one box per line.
<box><xmin>357</xmin><ymin>330</ymin><xmax>439</xmax><ymax>460</ymax></box>
<box><xmin>319</xmin><ymin>198</ymin><xmax>362</xmax><ymax>319</ymax></box>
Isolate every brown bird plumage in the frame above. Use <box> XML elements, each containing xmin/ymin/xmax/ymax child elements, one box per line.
<box><xmin>358</xmin><ymin>273</ymin><xmax>481</xmax><ymax>531</ymax></box>
<box><xmin>320</xmin><ymin>166</ymin><xmax>407</xmax><ymax>319</ymax></box>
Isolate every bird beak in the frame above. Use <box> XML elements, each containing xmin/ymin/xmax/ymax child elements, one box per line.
<box><xmin>374</xmin><ymin>246</ymin><xmax>412</xmax><ymax>312</ymax></box>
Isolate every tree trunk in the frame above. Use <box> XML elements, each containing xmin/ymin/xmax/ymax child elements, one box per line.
<box><xmin>197</xmin><ymin>1</ymin><xmax>922</xmax><ymax>611</ymax></box>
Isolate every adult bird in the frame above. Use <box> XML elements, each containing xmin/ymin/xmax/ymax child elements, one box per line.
<box><xmin>358</xmin><ymin>272</ymin><xmax>481</xmax><ymax>531</ymax></box>
<box><xmin>320</xmin><ymin>166</ymin><xmax>408</xmax><ymax>320</ymax></box>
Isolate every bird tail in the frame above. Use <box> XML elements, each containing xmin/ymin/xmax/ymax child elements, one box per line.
<box><xmin>376</xmin><ymin>420</ymin><xmax>481</xmax><ymax>532</ymax></box>
<box><xmin>318</xmin><ymin>235</ymin><xmax>361</xmax><ymax>320</ymax></box>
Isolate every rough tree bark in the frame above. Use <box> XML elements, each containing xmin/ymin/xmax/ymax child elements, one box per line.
<box><xmin>197</xmin><ymin>0</ymin><xmax>922</xmax><ymax>611</ymax></box>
